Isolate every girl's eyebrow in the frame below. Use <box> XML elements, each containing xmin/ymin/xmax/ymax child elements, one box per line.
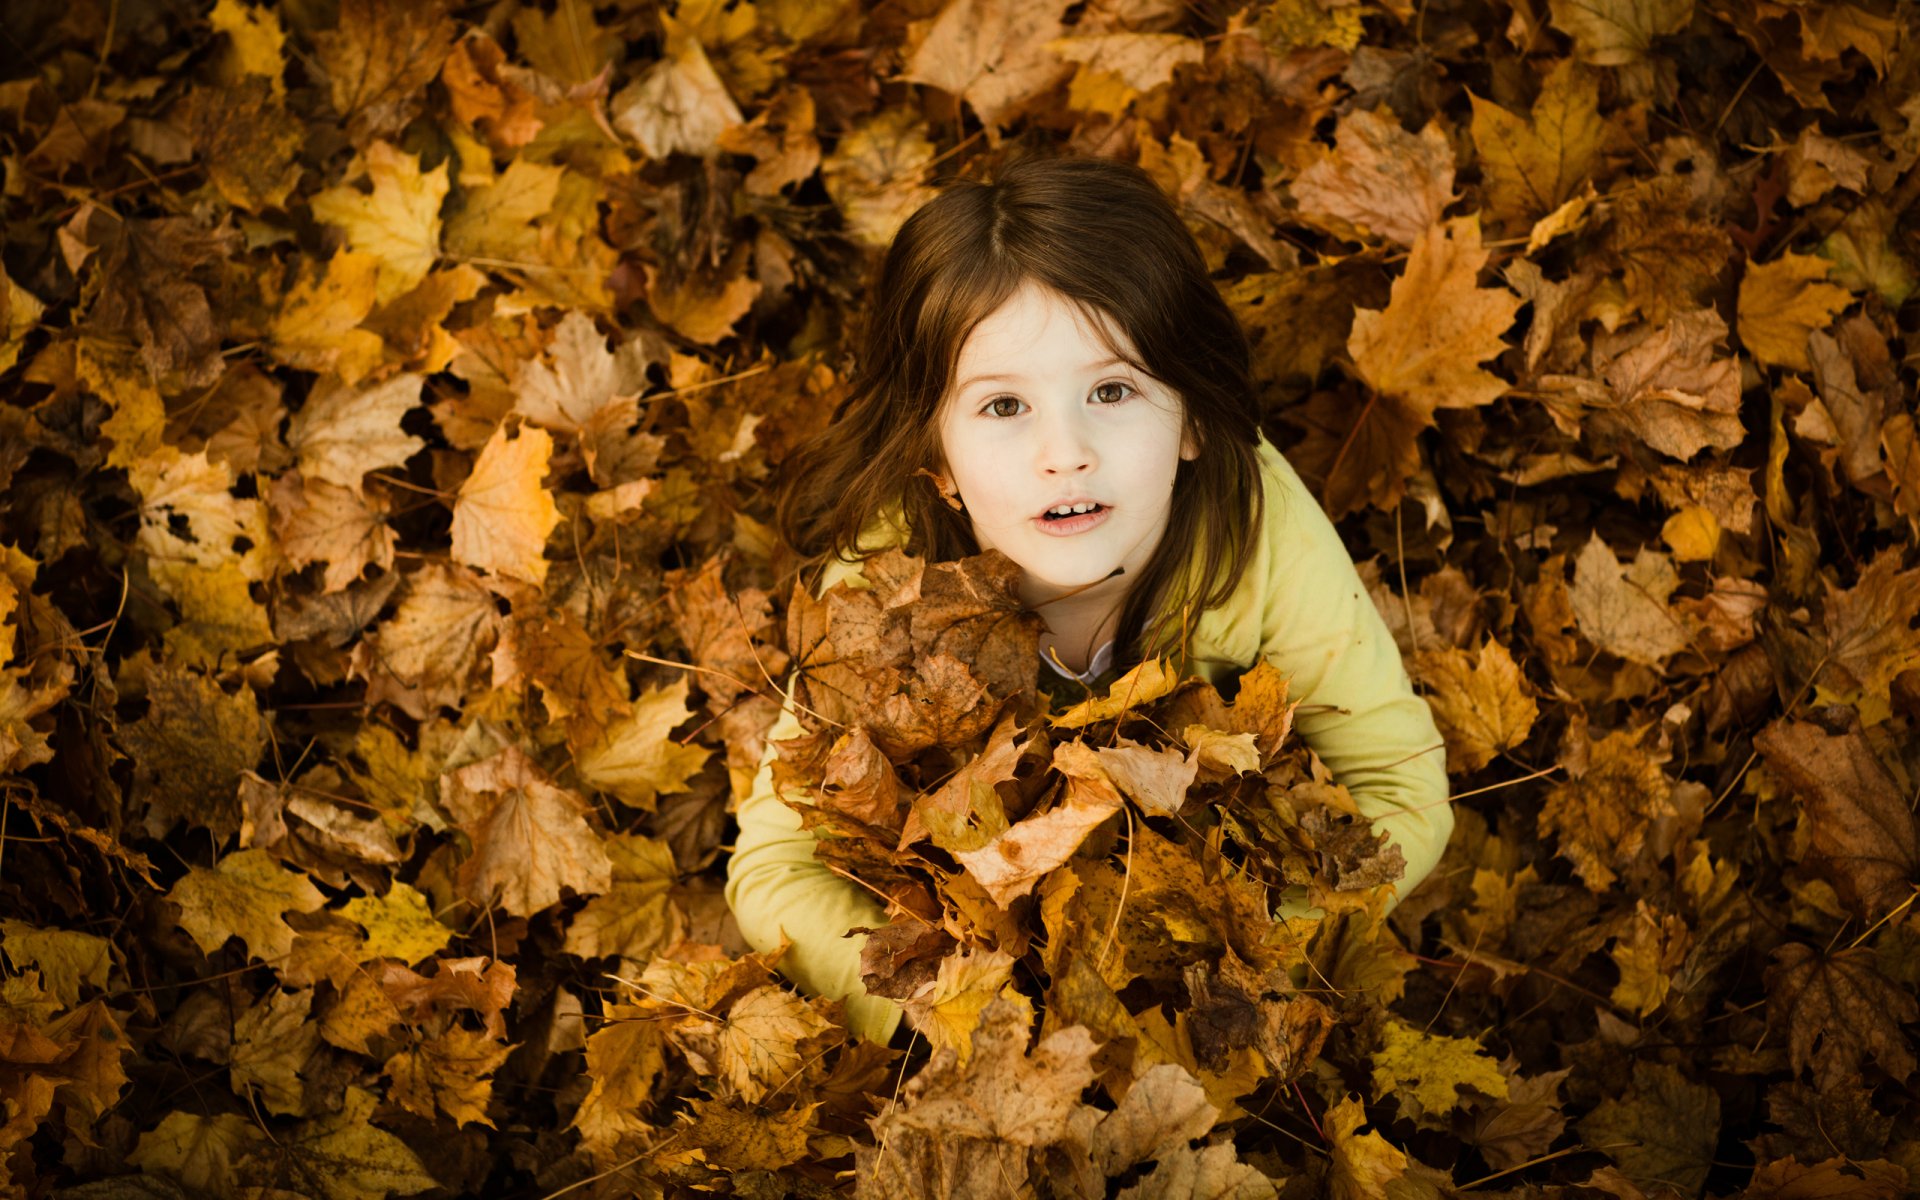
<box><xmin>955</xmin><ymin>356</ymin><xmax>1132</xmax><ymax>391</ymax></box>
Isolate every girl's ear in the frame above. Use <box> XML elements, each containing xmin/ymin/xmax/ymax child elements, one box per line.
<box><xmin>1180</xmin><ymin>426</ymin><xmax>1201</xmax><ymax>462</ymax></box>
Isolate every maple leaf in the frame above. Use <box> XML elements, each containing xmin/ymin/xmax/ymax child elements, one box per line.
<box><xmin>953</xmin><ymin>743</ymin><xmax>1123</xmax><ymax>908</ymax></box>
<box><xmin>1577</xmin><ymin>1061</ymin><xmax>1720</xmax><ymax>1197</ymax></box>
<box><xmin>499</xmin><ymin>609</ymin><xmax>631</xmax><ymax>740</ymax></box>
<box><xmin>900</xmin><ymin>947</ymin><xmax>1033</xmax><ymax>1063</ymax></box>
<box><xmin>666</xmin><ymin>555</ymin><xmax>791</xmax><ymax>708</ymax></box>
<box><xmin>270</xmin><ymin>472</ymin><xmax>396</xmax><ymax>593</ymax></box>
<box><xmin>119</xmin><ymin>666</ymin><xmax>267</xmax><ymax>841</ymax></box>
<box><xmin>1537</xmin><ymin>726</ymin><xmax>1676</xmax><ymax>891</ymax></box>
<box><xmin>1349</xmin><ymin>214</ymin><xmax>1522</xmax><ymax>414</ymax></box>
<box><xmin>1584</xmin><ymin>310</ymin><xmax>1746</xmax><ymax>460</ymax></box>
<box><xmin>231</xmin><ymin>1083</ymin><xmax>440</xmax><ymax>1200</ymax></box>
<box><xmin>1370</xmin><ymin>1017</ymin><xmax>1509</xmax><ymax>1128</ymax></box>
<box><xmin>269</xmin><ymin>251</ymin><xmax>387</xmax><ymax>384</ymax></box>
<box><xmin>1608</xmin><ymin>899</ymin><xmax>1692</xmax><ymax>1015</ymax></box>
<box><xmin>441</xmin><ymin>744</ymin><xmax>614</xmax><ymax>916</ymax></box>
<box><xmin>1753</xmin><ymin>711</ymin><xmax>1920</xmax><ymax>919</ymax></box>
<box><xmin>858</xmin><ymin>998</ymin><xmax>1098</xmax><ymax>1194</ymax></box>
<box><xmin>311</xmin><ymin>142</ymin><xmax>449</xmax><ymax>303</ymax></box>
<box><xmin>1463</xmin><ymin>1062</ymin><xmax>1571</xmax><ymax>1171</ymax></box>
<box><xmin>1738</xmin><ymin>251</ymin><xmax>1853</xmax><ymax>372</ymax></box>
<box><xmin>572</xmin><ymin>1004</ymin><xmax>665</xmax><ymax>1168</ymax></box>
<box><xmin>441</xmin><ymin>34</ymin><xmax>543</xmax><ymax>151</ymax></box>
<box><xmin>575</xmin><ymin>676</ymin><xmax>713</xmax><ymax>810</ymax></box>
<box><xmin>1049</xmin><ymin>32</ymin><xmax>1204</xmax><ymax>115</ymax></box>
<box><xmin>443</xmin><ymin>158</ymin><xmax>564</xmax><ymax>265</ymax></box>
<box><xmin>1547</xmin><ymin>0</ymin><xmax>1694</xmax><ymax>65</ymax></box>
<box><xmin>384</xmin><ymin>1024</ymin><xmax>511</xmax><ymax>1128</ymax></box>
<box><xmin>821</xmin><ymin>109</ymin><xmax>940</xmax><ymax>250</ymax></box>
<box><xmin>562</xmin><ymin>834</ymin><xmax>683</xmax><ymax>962</ymax></box>
<box><xmin>312</xmin><ymin>0</ymin><xmax>457</xmax><ymax>144</ymax></box>
<box><xmin>129</xmin><ymin>1111</ymin><xmax>266</xmax><ymax>1198</ymax></box>
<box><xmin>191</xmin><ymin>77</ymin><xmax>306</xmax><ymax>214</ymax></box>
<box><xmin>510</xmin><ymin>310</ymin><xmax>645</xmax><ymax>455</ymax></box>
<box><xmin>1568</xmin><ymin>535</ymin><xmax>1692</xmax><ymax>665</ymax></box>
<box><xmin>166</xmin><ymin>848</ymin><xmax>327</xmax><ymax>965</ymax></box>
<box><xmin>1469</xmin><ymin>60</ymin><xmax>1605</xmax><ymax>225</ymax></box>
<box><xmin>0</xmin><ymin>921</ymin><xmax>111</xmax><ymax>1009</ymax></box>
<box><xmin>1292</xmin><ymin>109</ymin><xmax>1458</xmax><ymax>247</ymax></box>
<box><xmin>209</xmin><ymin>0</ymin><xmax>287</xmax><ymax>91</ymax></box>
<box><xmin>449</xmin><ymin>421</ymin><xmax>562</xmax><ymax>586</ymax></box>
<box><xmin>612</xmin><ymin>14</ymin><xmax>744</xmax><ymax>159</ymax></box>
<box><xmin>901</xmin><ymin>0</ymin><xmax>1072</xmax><ymax>131</ymax></box>
<box><xmin>231</xmin><ymin>986</ymin><xmax>319</xmax><ymax>1116</ymax></box>
<box><xmin>340</xmin><ymin>883</ymin><xmax>453</xmax><ymax>965</ymax></box>
<box><xmin>130</xmin><ymin>447</ymin><xmax>274</xmax><ymax>580</ymax></box>
<box><xmin>1412</xmin><ymin>639</ymin><xmax>1538</xmax><ymax>773</ymax></box>
<box><xmin>350</xmin><ymin>562</ymin><xmax>499</xmax><ymax>718</ymax></box>
<box><xmin>1818</xmin><ymin>548</ymin><xmax>1920</xmax><ymax>704</ymax></box>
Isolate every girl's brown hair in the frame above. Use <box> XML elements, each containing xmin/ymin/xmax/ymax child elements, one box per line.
<box><xmin>775</xmin><ymin>153</ymin><xmax>1267</xmax><ymax>668</ymax></box>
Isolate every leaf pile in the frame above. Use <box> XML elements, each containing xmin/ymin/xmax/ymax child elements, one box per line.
<box><xmin>2</xmin><ymin>0</ymin><xmax>1920</xmax><ymax>1197</ymax></box>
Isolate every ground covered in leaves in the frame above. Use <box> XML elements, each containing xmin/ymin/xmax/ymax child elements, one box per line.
<box><xmin>2</xmin><ymin>0</ymin><xmax>1919</xmax><ymax>1196</ymax></box>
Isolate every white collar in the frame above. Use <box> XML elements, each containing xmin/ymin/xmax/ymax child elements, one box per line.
<box><xmin>1040</xmin><ymin>639</ymin><xmax>1115</xmax><ymax>685</ymax></box>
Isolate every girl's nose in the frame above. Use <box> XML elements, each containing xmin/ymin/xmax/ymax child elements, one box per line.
<box><xmin>1036</xmin><ymin>408</ymin><xmax>1096</xmax><ymax>474</ymax></box>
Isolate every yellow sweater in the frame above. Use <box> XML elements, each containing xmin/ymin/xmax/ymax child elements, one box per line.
<box><xmin>725</xmin><ymin>435</ymin><xmax>1452</xmax><ymax>1042</ymax></box>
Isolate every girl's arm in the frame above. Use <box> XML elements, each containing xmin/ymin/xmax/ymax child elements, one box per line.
<box><xmin>725</xmin><ymin>668</ymin><xmax>905</xmax><ymax>1044</ymax></box>
<box><xmin>1255</xmin><ymin>453</ymin><xmax>1454</xmax><ymax>914</ymax></box>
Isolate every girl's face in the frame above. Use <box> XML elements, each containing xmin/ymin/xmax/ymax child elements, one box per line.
<box><xmin>935</xmin><ymin>280</ymin><xmax>1198</xmax><ymax>612</ymax></box>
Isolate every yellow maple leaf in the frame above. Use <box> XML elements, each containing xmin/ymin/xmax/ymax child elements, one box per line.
<box><xmin>128</xmin><ymin>1112</ymin><xmax>265</xmax><ymax>1196</ymax></box>
<box><xmin>1047</xmin><ymin>32</ymin><xmax>1203</xmax><ymax>115</ymax></box>
<box><xmin>1369</xmin><ymin>1018</ymin><xmax>1509</xmax><ymax>1128</ymax></box>
<box><xmin>575</xmin><ymin>677</ymin><xmax>713</xmax><ymax>810</ymax></box>
<box><xmin>0</xmin><ymin>921</ymin><xmax>111</xmax><ymax>1010</ymax></box>
<box><xmin>166</xmin><ymin>849</ymin><xmax>326</xmax><ymax>964</ymax></box>
<box><xmin>900</xmin><ymin>0</ymin><xmax>1072</xmax><ymax>130</ymax></box>
<box><xmin>900</xmin><ymin>946</ymin><xmax>1033</xmax><ymax>1064</ymax></box>
<box><xmin>350</xmin><ymin>563</ymin><xmax>500</xmax><ymax>718</ymax></box>
<box><xmin>1609</xmin><ymin>899</ymin><xmax>1692</xmax><ymax>1015</ymax></box>
<box><xmin>1349</xmin><ymin>214</ymin><xmax>1521</xmax><ymax>413</ymax></box>
<box><xmin>450</xmin><ymin>422</ymin><xmax>562</xmax><ymax>585</ymax></box>
<box><xmin>311</xmin><ymin>141</ymin><xmax>449</xmax><ymax>303</ymax></box>
<box><xmin>268</xmin><ymin>251</ymin><xmax>386</xmax><ymax>384</ymax></box>
<box><xmin>821</xmin><ymin>109</ymin><xmax>939</xmax><ymax>250</ymax></box>
<box><xmin>562</xmin><ymin>835</ymin><xmax>683</xmax><ymax>962</ymax></box>
<box><xmin>385</xmin><ymin>1025</ymin><xmax>511</xmax><ymax>1128</ymax></box>
<box><xmin>1469</xmin><ymin>59</ymin><xmax>1605</xmax><ymax>225</ymax></box>
<box><xmin>714</xmin><ymin>984</ymin><xmax>838</xmax><ymax>1103</ymax></box>
<box><xmin>573</xmin><ymin>1003</ymin><xmax>666</xmax><ymax>1167</ymax></box>
<box><xmin>1411</xmin><ymin>639</ymin><xmax>1538</xmax><ymax>773</ymax></box>
<box><xmin>1738</xmin><ymin>251</ymin><xmax>1853</xmax><ymax>371</ymax></box>
<box><xmin>341</xmin><ymin>882</ymin><xmax>453</xmax><ymax>965</ymax></box>
<box><xmin>148</xmin><ymin>558</ymin><xmax>276</xmax><ymax>669</ymax></box>
<box><xmin>1325</xmin><ymin>1093</ymin><xmax>1411</xmax><ymax>1200</ymax></box>
<box><xmin>208</xmin><ymin>0</ymin><xmax>286</xmax><ymax>93</ymax></box>
<box><xmin>444</xmin><ymin>158</ymin><xmax>565</xmax><ymax>265</ymax></box>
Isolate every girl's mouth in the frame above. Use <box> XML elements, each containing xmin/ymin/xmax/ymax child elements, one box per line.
<box><xmin>1035</xmin><ymin>504</ymin><xmax>1109</xmax><ymax>535</ymax></box>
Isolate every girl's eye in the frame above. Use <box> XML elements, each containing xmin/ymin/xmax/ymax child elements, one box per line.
<box><xmin>985</xmin><ymin>396</ymin><xmax>1024</xmax><ymax>418</ymax></box>
<box><xmin>1092</xmin><ymin>381</ymin><xmax>1134</xmax><ymax>404</ymax></box>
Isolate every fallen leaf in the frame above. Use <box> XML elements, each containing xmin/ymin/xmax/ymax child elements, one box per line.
<box><xmin>1738</xmin><ymin>252</ymin><xmax>1852</xmax><ymax>372</ymax></box>
<box><xmin>166</xmin><ymin>849</ymin><xmax>327</xmax><ymax>964</ymax></box>
<box><xmin>1469</xmin><ymin>60</ymin><xmax>1605</xmax><ymax>225</ymax></box>
<box><xmin>449</xmin><ymin>422</ymin><xmax>562</xmax><ymax>586</ymax></box>
<box><xmin>311</xmin><ymin>142</ymin><xmax>449</xmax><ymax>303</ymax></box>
<box><xmin>1292</xmin><ymin>109</ymin><xmax>1457</xmax><ymax>247</ymax></box>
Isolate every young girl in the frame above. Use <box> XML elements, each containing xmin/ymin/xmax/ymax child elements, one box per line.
<box><xmin>725</xmin><ymin>155</ymin><xmax>1451</xmax><ymax>1044</ymax></box>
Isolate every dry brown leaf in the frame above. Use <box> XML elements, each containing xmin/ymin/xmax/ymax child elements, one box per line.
<box><xmin>441</xmin><ymin>745</ymin><xmax>614</xmax><ymax>917</ymax></box>
<box><xmin>449</xmin><ymin>422</ymin><xmax>562</xmax><ymax>586</ymax></box>
<box><xmin>1292</xmin><ymin>109</ymin><xmax>1457</xmax><ymax>247</ymax></box>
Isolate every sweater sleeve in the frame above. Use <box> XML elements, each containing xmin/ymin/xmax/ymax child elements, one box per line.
<box><xmin>1256</xmin><ymin>452</ymin><xmax>1453</xmax><ymax>915</ymax></box>
<box><xmin>724</xmin><ymin>581</ymin><xmax>904</xmax><ymax>1044</ymax></box>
